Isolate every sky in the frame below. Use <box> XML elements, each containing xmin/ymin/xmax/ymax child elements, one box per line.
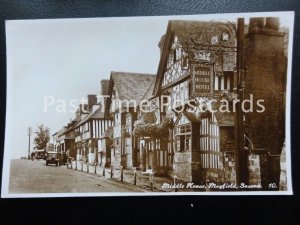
<box><xmin>4</xmin><ymin>12</ymin><xmax>293</xmax><ymax>159</ymax></box>
<box><xmin>6</xmin><ymin>17</ymin><xmax>169</xmax><ymax>159</ymax></box>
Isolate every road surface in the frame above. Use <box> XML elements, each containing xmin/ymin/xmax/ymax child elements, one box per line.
<box><xmin>9</xmin><ymin>159</ymin><xmax>144</xmax><ymax>194</ymax></box>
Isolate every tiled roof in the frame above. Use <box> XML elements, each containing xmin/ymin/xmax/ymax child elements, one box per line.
<box><xmin>141</xmin><ymin>78</ymin><xmax>156</xmax><ymax>101</ymax></box>
<box><xmin>153</xmin><ymin>20</ymin><xmax>236</xmax><ymax>96</ymax></box>
<box><xmin>57</xmin><ymin>128</ymin><xmax>66</xmax><ymax>137</ymax></box>
<box><xmin>74</xmin><ymin>106</ymin><xmax>105</xmax><ymax>128</ymax></box>
<box><xmin>60</xmin><ymin>119</ymin><xmax>79</xmax><ymax>136</ymax></box>
<box><xmin>170</xmin><ymin>20</ymin><xmax>236</xmax><ymax>52</ymax></box>
<box><xmin>111</xmin><ymin>72</ymin><xmax>156</xmax><ymax>105</ymax></box>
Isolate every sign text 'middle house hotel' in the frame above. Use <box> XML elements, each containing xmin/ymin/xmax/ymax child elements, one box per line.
<box><xmin>192</xmin><ymin>64</ymin><xmax>214</xmax><ymax>97</ymax></box>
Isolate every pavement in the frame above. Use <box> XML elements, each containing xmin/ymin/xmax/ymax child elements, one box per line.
<box><xmin>9</xmin><ymin>159</ymin><xmax>145</xmax><ymax>194</ymax></box>
<box><xmin>69</xmin><ymin>161</ymin><xmax>199</xmax><ymax>192</ymax></box>
<box><xmin>70</xmin><ymin>160</ymin><xmax>178</xmax><ymax>192</ymax></box>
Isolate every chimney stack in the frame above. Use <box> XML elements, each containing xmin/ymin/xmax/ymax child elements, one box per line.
<box><xmin>100</xmin><ymin>80</ymin><xmax>110</xmax><ymax>96</ymax></box>
<box><xmin>265</xmin><ymin>17</ymin><xmax>279</xmax><ymax>31</ymax></box>
<box><xmin>87</xmin><ymin>95</ymin><xmax>97</xmax><ymax>111</ymax></box>
<box><xmin>249</xmin><ymin>17</ymin><xmax>265</xmax><ymax>33</ymax></box>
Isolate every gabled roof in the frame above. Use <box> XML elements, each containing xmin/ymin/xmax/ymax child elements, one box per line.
<box><xmin>105</xmin><ymin>72</ymin><xmax>155</xmax><ymax>114</ymax></box>
<box><xmin>153</xmin><ymin>20</ymin><xmax>236</xmax><ymax>96</ymax></box>
<box><xmin>111</xmin><ymin>71</ymin><xmax>155</xmax><ymax>103</ymax></box>
<box><xmin>74</xmin><ymin>106</ymin><xmax>106</xmax><ymax>129</ymax></box>
<box><xmin>57</xmin><ymin>128</ymin><xmax>66</xmax><ymax>137</ymax></box>
<box><xmin>59</xmin><ymin>119</ymin><xmax>79</xmax><ymax>136</ymax></box>
<box><xmin>140</xmin><ymin>78</ymin><xmax>156</xmax><ymax>101</ymax></box>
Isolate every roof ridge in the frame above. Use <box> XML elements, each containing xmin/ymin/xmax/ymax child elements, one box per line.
<box><xmin>111</xmin><ymin>71</ymin><xmax>155</xmax><ymax>76</ymax></box>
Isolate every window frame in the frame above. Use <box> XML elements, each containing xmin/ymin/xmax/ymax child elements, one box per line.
<box><xmin>175</xmin><ymin>123</ymin><xmax>191</xmax><ymax>152</ymax></box>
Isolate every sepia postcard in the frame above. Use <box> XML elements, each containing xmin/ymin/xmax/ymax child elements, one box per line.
<box><xmin>1</xmin><ymin>11</ymin><xmax>294</xmax><ymax>197</ymax></box>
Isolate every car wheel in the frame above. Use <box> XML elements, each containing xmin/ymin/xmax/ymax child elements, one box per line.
<box><xmin>46</xmin><ymin>162</ymin><xmax>48</xmax><ymax>166</ymax></box>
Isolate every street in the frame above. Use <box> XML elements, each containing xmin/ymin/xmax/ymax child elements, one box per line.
<box><xmin>9</xmin><ymin>159</ymin><xmax>144</xmax><ymax>193</ymax></box>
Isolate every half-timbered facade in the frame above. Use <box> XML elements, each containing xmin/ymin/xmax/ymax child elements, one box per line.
<box><xmin>105</xmin><ymin>72</ymin><xmax>155</xmax><ymax>169</ymax></box>
<box><xmin>58</xmin><ymin>119</ymin><xmax>77</xmax><ymax>158</ymax></box>
<box><xmin>74</xmin><ymin>95</ymin><xmax>113</xmax><ymax>164</ymax></box>
<box><xmin>98</xmin><ymin>126</ymin><xmax>114</xmax><ymax>167</ymax></box>
<box><xmin>149</xmin><ymin>20</ymin><xmax>237</xmax><ymax>183</ymax></box>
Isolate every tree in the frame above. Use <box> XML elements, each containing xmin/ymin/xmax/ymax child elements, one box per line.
<box><xmin>33</xmin><ymin>124</ymin><xmax>50</xmax><ymax>150</ymax></box>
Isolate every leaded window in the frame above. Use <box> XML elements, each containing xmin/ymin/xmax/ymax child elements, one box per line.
<box><xmin>175</xmin><ymin>123</ymin><xmax>191</xmax><ymax>152</ymax></box>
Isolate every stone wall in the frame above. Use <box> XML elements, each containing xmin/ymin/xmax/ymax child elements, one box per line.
<box><xmin>173</xmin><ymin>151</ymin><xmax>192</xmax><ymax>182</ymax></box>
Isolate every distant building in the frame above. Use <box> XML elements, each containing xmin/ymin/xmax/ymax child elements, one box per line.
<box><xmin>52</xmin><ymin>80</ymin><xmax>112</xmax><ymax>164</ymax></box>
<box><xmin>74</xmin><ymin>97</ymin><xmax>112</xmax><ymax>164</ymax></box>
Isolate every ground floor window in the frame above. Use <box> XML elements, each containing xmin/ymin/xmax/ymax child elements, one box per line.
<box><xmin>175</xmin><ymin>123</ymin><xmax>191</xmax><ymax>152</ymax></box>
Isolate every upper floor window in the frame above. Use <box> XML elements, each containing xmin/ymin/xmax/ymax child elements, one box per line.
<box><xmin>114</xmin><ymin>113</ymin><xmax>121</xmax><ymax>126</ymax></box>
<box><xmin>182</xmin><ymin>56</ymin><xmax>188</xmax><ymax>69</ymax></box>
<box><xmin>172</xmin><ymin>81</ymin><xmax>189</xmax><ymax>106</ymax></box>
<box><xmin>167</xmin><ymin>52</ymin><xmax>175</xmax><ymax>68</ymax></box>
<box><xmin>214</xmin><ymin>71</ymin><xmax>234</xmax><ymax>91</ymax></box>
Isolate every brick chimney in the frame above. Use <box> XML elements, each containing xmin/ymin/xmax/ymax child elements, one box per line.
<box><xmin>265</xmin><ymin>17</ymin><xmax>279</xmax><ymax>31</ymax></box>
<box><xmin>87</xmin><ymin>95</ymin><xmax>97</xmax><ymax>111</ymax></box>
<box><xmin>75</xmin><ymin>108</ymin><xmax>80</xmax><ymax>121</ymax></box>
<box><xmin>249</xmin><ymin>17</ymin><xmax>264</xmax><ymax>33</ymax></box>
<box><xmin>100</xmin><ymin>79</ymin><xmax>110</xmax><ymax>95</ymax></box>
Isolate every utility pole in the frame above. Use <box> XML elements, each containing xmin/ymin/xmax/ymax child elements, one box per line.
<box><xmin>234</xmin><ymin>18</ymin><xmax>249</xmax><ymax>187</ymax></box>
<box><xmin>28</xmin><ymin>127</ymin><xmax>32</xmax><ymax>159</ymax></box>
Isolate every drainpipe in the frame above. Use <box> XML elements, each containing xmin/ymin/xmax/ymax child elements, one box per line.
<box><xmin>234</xmin><ymin>18</ymin><xmax>249</xmax><ymax>187</ymax></box>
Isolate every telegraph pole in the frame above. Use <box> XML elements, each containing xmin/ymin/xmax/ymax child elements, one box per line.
<box><xmin>234</xmin><ymin>18</ymin><xmax>249</xmax><ymax>187</ymax></box>
<box><xmin>28</xmin><ymin>127</ymin><xmax>32</xmax><ymax>159</ymax></box>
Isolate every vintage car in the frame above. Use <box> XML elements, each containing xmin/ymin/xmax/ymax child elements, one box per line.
<box><xmin>34</xmin><ymin>149</ymin><xmax>46</xmax><ymax>160</ymax></box>
<box><xmin>46</xmin><ymin>151</ymin><xmax>62</xmax><ymax>166</ymax></box>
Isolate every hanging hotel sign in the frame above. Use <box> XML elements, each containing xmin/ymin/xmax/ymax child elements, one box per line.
<box><xmin>192</xmin><ymin>64</ymin><xmax>214</xmax><ymax>97</ymax></box>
